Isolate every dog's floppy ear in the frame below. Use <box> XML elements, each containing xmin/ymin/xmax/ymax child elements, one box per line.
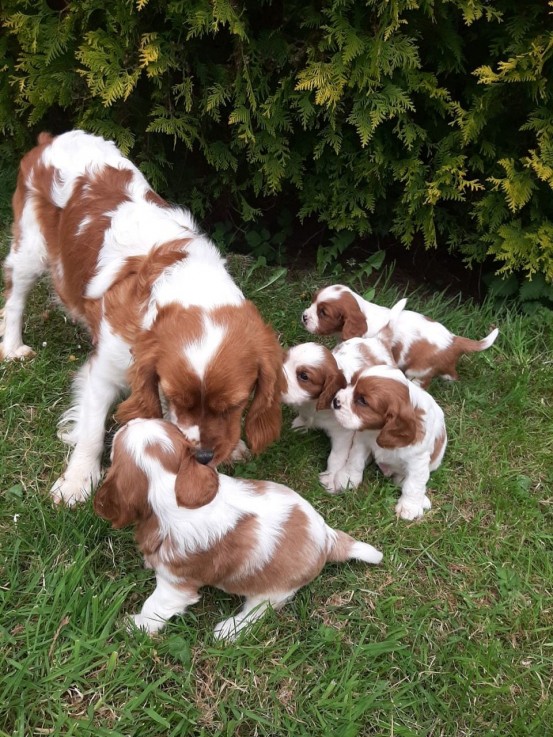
<box><xmin>340</xmin><ymin>293</ymin><xmax>368</xmax><ymax>340</ymax></box>
<box><xmin>115</xmin><ymin>329</ymin><xmax>162</xmax><ymax>424</ymax></box>
<box><xmin>377</xmin><ymin>404</ymin><xmax>417</xmax><ymax>449</ymax></box>
<box><xmin>342</xmin><ymin>311</ymin><xmax>368</xmax><ymax>340</ymax></box>
<box><xmin>174</xmin><ymin>444</ymin><xmax>219</xmax><ymax>509</ymax></box>
<box><xmin>316</xmin><ymin>368</ymin><xmax>347</xmax><ymax>411</ymax></box>
<box><xmin>245</xmin><ymin>323</ymin><xmax>284</xmax><ymax>454</ymax></box>
<box><xmin>93</xmin><ymin>464</ymin><xmax>150</xmax><ymax>528</ymax></box>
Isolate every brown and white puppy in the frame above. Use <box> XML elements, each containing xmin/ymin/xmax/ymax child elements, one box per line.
<box><xmin>302</xmin><ymin>285</ymin><xmax>498</xmax><ymax>388</ymax></box>
<box><xmin>1</xmin><ymin>130</ymin><xmax>283</xmax><ymax>504</ymax></box>
<box><xmin>94</xmin><ymin>418</ymin><xmax>383</xmax><ymax>640</ymax></box>
<box><xmin>332</xmin><ymin>365</ymin><xmax>447</xmax><ymax>520</ymax></box>
<box><xmin>282</xmin><ymin>337</ymin><xmax>396</xmax><ymax>493</ymax></box>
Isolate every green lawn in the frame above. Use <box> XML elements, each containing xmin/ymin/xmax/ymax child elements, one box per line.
<box><xmin>1</xmin><ymin>245</ymin><xmax>552</xmax><ymax>736</ymax></box>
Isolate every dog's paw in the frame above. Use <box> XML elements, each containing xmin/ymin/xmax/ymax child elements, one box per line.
<box><xmin>395</xmin><ymin>495</ymin><xmax>431</xmax><ymax>521</ymax></box>
<box><xmin>334</xmin><ymin>468</ymin><xmax>363</xmax><ymax>491</ymax></box>
<box><xmin>213</xmin><ymin>616</ymin><xmax>244</xmax><ymax>642</ymax></box>
<box><xmin>57</xmin><ymin>425</ymin><xmax>79</xmax><ymax>446</ymax></box>
<box><xmin>128</xmin><ymin>613</ymin><xmax>164</xmax><ymax>635</ymax></box>
<box><xmin>318</xmin><ymin>471</ymin><xmax>337</xmax><ymax>492</ymax></box>
<box><xmin>228</xmin><ymin>440</ymin><xmax>250</xmax><ymax>462</ymax></box>
<box><xmin>291</xmin><ymin>416</ymin><xmax>311</xmax><ymax>433</ymax></box>
<box><xmin>0</xmin><ymin>343</ymin><xmax>36</xmax><ymax>361</ymax></box>
<box><xmin>50</xmin><ymin>468</ymin><xmax>99</xmax><ymax>506</ymax></box>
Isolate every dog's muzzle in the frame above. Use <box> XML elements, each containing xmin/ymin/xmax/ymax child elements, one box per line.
<box><xmin>194</xmin><ymin>448</ymin><xmax>215</xmax><ymax>465</ymax></box>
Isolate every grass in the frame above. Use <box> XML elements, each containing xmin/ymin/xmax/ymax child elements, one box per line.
<box><xmin>1</xmin><ymin>238</ymin><xmax>552</xmax><ymax>736</ymax></box>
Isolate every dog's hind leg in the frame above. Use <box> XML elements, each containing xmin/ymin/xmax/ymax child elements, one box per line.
<box><xmin>1</xmin><ymin>199</ymin><xmax>48</xmax><ymax>360</ymax></box>
<box><xmin>213</xmin><ymin>590</ymin><xmax>297</xmax><ymax>642</ymax></box>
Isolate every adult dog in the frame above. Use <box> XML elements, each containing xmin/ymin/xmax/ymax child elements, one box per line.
<box><xmin>1</xmin><ymin>131</ymin><xmax>283</xmax><ymax>504</ymax></box>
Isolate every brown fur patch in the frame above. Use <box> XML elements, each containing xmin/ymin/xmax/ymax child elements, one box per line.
<box><xmin>93</xmin><ymin>440</ymin><xmax>152</xmax><ymax>529</ymax></box>
<box><xmin>352</xmin><ymin>376</ymin><xmax>419</xmax><ymax>448</ymax></box>
<box><xmin>104</xmin><ymin>241</ymin><xmax>189</xmax><ymax>345</ymax></box>
<box><xmin>3</xmin><ymin>265</ymin><xmax>13</xmax><ymax>303</ymax></box>
<box><xmin>312</xmin><ymin>292</ymin><xmax>368</xmax><ymax>339</ymax></box>
<box><xmin>400</xmin><ymin>337</ymin><xmax>461</xmax><ymax>388</ymax></box>
<box><xmin>56</xmin><ymin>166</ymin><xmax>134</xmax><ymax>318</ymax></box>
<box><xmin>145</xmin><ymin>427</ymin><xmax>219</xmax><ymax>509</ymax></box>
<box><xmin>148</xmin><ymin>496</ymin><xmax>326</xmax><ymax>597</ymax></box>
<box><xmin>145</xmin><ymin>189</ymin><xmax>170</xmax><ymax>208</ymax></box>
<box><xmin>395</xmin><ymin>329</ymin><xmax>495</xmax><ymax>388</ymax></box>
<box><xmin>292</xmin><ymin>348</ymin><xmax>346</xmax><ymax>410</ymax></box>
<box><xmin>430</xmin><ymin>429</ymin><xmax>446</xmax><ymax>466</ymax></box>
<box><xmin>358</xmin><ymin>340</ymin><xmax>396</xmax><ymax>368</ymax></box>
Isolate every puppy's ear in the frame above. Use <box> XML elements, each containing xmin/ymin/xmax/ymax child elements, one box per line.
<box><xmin>245</xmin><ymin>324</ymin><xmax>284</xmax><ymax>454</ymax></box>
<box><xmin>174</xmin><ymin>449</ymin><xmax>219</xmax><ymax>509</ymax></box>
<box><xmin>342</xmin><ymin>314</ymin><xmax>367</xmax><ymax>340</ymax></box>
<box><xmin>341</xmin><ymin>297</ymin><xmax>368</xmax><ymax>340</ymax></box>
<box><xmin>336</xmin><ymin>292</ymin><xmax>368</xmax><ymax>340</ymax></box>
<box><xmin>93</xmin><ymin>465</ymin><xmax>149</xmax><ymax>528</ymax></box>
<box><xmin>377</xmin><ymin>405</ymin><xmax>417</xmax><ymax>449</ymax></box>
<box><xmin>115</xmin><ymin>330</ymin><xmax>162</xmax><ymax>423</ymax></box>
<box><xmin>316</xmin><ymin>368</ymin><xmax>346</xmax><ymax>411</ymax></box>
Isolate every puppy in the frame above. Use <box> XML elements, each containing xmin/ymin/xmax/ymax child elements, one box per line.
<box><xmin>282</xmin><ymin>337</ymin><xmax>396</xmax><ymax>493</ymax></box>
<box><xmin>332</xmin><ymin>365</ymin><xmax>447</xmax><ymax>520</ymax></box>
<box><xmin>302</xmin><ymin>284</ymin><xmax>498</xmax><ymax>388</ymax></box>
<box><xmin>94</xmin><ymin>419</ymin><xmax>383</xmax><ymax>640</ymax></box>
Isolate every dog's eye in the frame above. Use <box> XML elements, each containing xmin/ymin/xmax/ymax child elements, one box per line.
<box><xmin>319</xmin><ymin>307</ymin><xmax>327</xmax><ymax>317</ymax></box>
<box><xmin>297</xmin><ymin>371</ymin><xmax>309</xmax><ymax>382</ymax></box>
<box><xmin>355</xmin><ymin>395</ymin><xmax>368</xmax><ymax>406</ymax></box>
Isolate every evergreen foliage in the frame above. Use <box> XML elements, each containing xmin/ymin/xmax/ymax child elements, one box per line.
<box><xmin>1</xmin><ymin>0</ymin><xmax>552</xmax><ymax>283</ymax></box>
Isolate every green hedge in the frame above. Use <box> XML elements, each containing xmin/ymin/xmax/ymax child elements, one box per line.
<box><xmin>1</xmin><ymin>0</ymin><xmax>552</xmax><ymax>283</ymax></box>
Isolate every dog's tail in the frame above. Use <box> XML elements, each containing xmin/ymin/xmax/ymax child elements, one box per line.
<box><xmin>454</xmin><ymin>327</ymin><xmax>499</xmax><ymax>356</ymax></box>
<box><xmin>37</xmin><ymin>132</ymin><xmax>54</xmax><ymax>146</ymax></box>
<box><xmin>389</xmin><ymin>297</ymin><xmax>407</xmax><ymax>323</ymax></box>
<box><xmin>327</xmin><ymin>530</ymin><xmax>383</xmax><ymax>565</ymax></box>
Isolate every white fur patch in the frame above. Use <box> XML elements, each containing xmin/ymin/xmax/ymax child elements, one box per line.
<box><xmin>332</xmin><ymin>385</ymin><xmax>364</xmax><ymax>430</ymax></box>
<box><xmin>332</xmin><ymin>336</ymin><xmax>395</xmax><ymax>381</ymax></box>
<box><xmin>41</xmin><ymin>130</ymin><xmax>135</xmax><ymax>208</ymax></box>
<box><xmin>180</xmin><ymin>424</ymin><xmax>200</xmax><ymax>443</ymax></box>
<box><xmin>183</xmin><ymin>315</ymin><xmax>226</xmax><ymax>379</ymax></box>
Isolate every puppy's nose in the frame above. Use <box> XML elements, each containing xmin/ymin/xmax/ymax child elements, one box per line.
<box><xmin>332</xmin><ymin>397</ymin><xmax>341</xmax><ymax>410</ymax></box>
<box><xmin>301</xmin><ymin>311</ymin><xmax>308</xmax><ymax>324</ymax></box>
<box><xmin>194</xmin><ymin>448</ymin><xmax>214</xmax><ymax>465</ymax></box>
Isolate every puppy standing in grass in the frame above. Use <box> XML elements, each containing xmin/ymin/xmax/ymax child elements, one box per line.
<box><xmin>332</xmin><ymin>365</ymin><xmax>447</xmax><ymax>520</ymax></box>
<box><xmin>94</xmin><ymin>418</ymin><xmax>383</xmax><ymax>640</ymax></box>
<box><xmin>303</xmin><ymin>284</ymin><xmax>498</xmax><ymax>388</ymax></box>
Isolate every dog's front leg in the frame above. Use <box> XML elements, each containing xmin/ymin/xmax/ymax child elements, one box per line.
<box><xmin>323</xmin><ymin>431</ymin><xmax>373</xmax><ymax>494</ymax></box>
<box><xmin>51</xmin><ymin>327</ymin><xmax>130</xmax><ymax>504</ymax></box>
<box><xmin>395</xmin><ymin>455</ymin><xmax>432</xmax><ymax>520</ymax></box>
<box><xmin>319</xmin><ymin>427</ymin><xmax>356</xmax><ymax>492</ymax></box>
<box><xmin>131</xmin><ymin>574</ymin><xmax>200</xmax><ymax>635</ymax></box>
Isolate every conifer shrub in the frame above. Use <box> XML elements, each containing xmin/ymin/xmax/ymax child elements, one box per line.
<box><xmin>1</xmin><ymin>0</ymin><xmax>552</xmax><ymax>284</ymax></box>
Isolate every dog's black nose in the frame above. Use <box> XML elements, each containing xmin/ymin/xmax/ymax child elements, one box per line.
<box><xmin>195</xmin><ymin>448</ymin><xmax>214</xmax><ymax>465</ymax></box>
<box><xmin>332</xmin><ymin>397</ymin><xmax>341</xmax><ymax>410</ymax></box>
<box><xmin>301</xmin><ymin>312</ymin><xmax>308</xmax><ymax>324</ymax></box>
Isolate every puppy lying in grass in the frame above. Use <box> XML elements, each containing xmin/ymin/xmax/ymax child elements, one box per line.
<box><xmin>94</xmin><ymin>418</ymin><xmax>383</xmax><ymax>640</ymax></box>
